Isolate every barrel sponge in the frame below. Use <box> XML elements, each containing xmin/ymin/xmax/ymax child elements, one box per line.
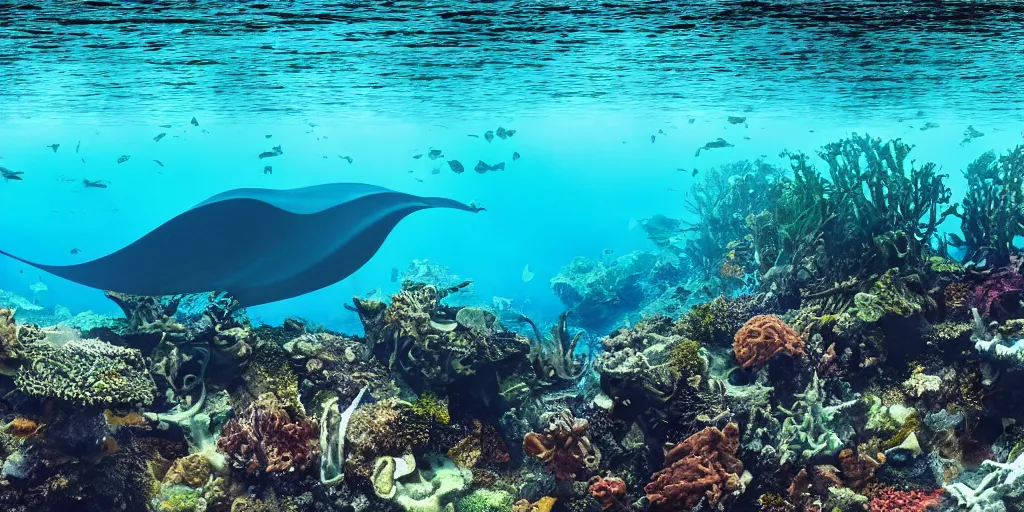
<box><xmin>15</xmin><ymin>338</ymin><xmax>156</xmax><ymax>407</ymax></box>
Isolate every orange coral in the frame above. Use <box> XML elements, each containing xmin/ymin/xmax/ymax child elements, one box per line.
<box><xmin>1</xmin><ymin>417</ymin><xmax>44</xmax><ymax>439</ymax></box>
<box><xmin>589</xmin><ymin>476</ymin><xmax>628</xmax><ymax>510</ymax></box>
<box><xmin>513</xmin><ymin>497</ymin><xmax>557</xmax><ymax>512</ymax></box>
<box><xmin>644</xmin><ymin>422</ymin><xmax>745</xmax><ymax>511</ymax></box>
<box><xmin>733</xmin><ymin>315</ymin><xmax>804</xmax><ymax>368</ymax></box>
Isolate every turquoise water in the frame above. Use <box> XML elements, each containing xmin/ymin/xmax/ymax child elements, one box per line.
<box><xmin>3</xmin><ymin>2</ymin><xmax>1021</xmax><ymax>331</ymax></box>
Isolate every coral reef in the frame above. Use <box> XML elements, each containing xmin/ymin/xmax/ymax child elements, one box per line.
<box><xmin>733</xmin><ymin>314</ymin><xmax>805</xmax><ymax>368</ymax></box>
<box><xmin>644</xmin><ymin>422</ymin><xmax>747</xmax><ymax>510</ymax></box>
<box><xmin>523</xmin><ymin>409</ymin><xmax>600</xmax><ymax>480</ymax></box>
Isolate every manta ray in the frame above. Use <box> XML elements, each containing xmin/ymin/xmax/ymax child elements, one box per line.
<box><xmin>0</xmin><ymin>183</ymin><xmax>480</xmax><ymax>307</ymax></box>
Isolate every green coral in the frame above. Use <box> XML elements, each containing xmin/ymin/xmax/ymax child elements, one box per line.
<box><xmin>455</xmin><ymin>489</ymin><xmax>514</xmax><ymax>512</ymax></box>
<box><xmin>411</xmin><ymin>391</ymin><xmax>450</xmax><ymax>425</ymax></box>
<box><xmin>881</xmin><ymin>415</ymin><xmax>920</xmax><ymax>451</ymax></box>
<box><xmin>15</xmin><ymin>338</ymin><xmax>156</xmax><ymax>407</ymax></box>
<box><xmin>154</xmin><ymin>485</ymin><xmax>202</xmax><ymax>512</ymax></box>
<box><xmin>854</xmin><ymin>269</ymin><xmax>928</xmax><ymax>322</ymax></box>
<box><xmin>668</xmin><ymin>339</ymin><xmax>705</xmax><ymax>380</ymax></box>
<box><xmin>777</xmin><ymin>372</ymin><xmax>858</xmax><ymax>465</ymax></box>
<box><xmin>243</xmin><ymin>340</ymin><xmax>302</xmax><ymax>415</ymax></box>
<box><xmin>928</xmin><ymin>256</ymin><xmax>963</xmax><ymax>274</ymax></box>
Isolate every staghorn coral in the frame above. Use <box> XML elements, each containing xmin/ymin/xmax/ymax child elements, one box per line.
<box><xmin>644</xmin><ymin>422</ymin><xmax>747</xmax><ymax>510</ymax></box>
<box><xmin>15</xmin><ymin>337</ymin><xmax>155</xmax><ymax>407</ymax></box>
<box><xmin>522</xmin><ymin>409</ymin><xmax>600</xmax><ymax>480</ymax></box>
<box><xmin>950</xmin><ymin>145</ymin><xmax>1024</xmax><ymax>269</ymax></box>
<box><xmin>733</xmin><ymin>314</ymin><xmax>805</xmax><ymax>369</ymax></box>
<box><xmin>217</xmin><ymin>393</ymin><xmax>319</xmax><ymax>475</ymax></box>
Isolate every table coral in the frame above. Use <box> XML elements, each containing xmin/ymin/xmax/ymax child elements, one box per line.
<box><xmin>733</xmin><ymin>314</ymin><xmax>804</xmax><ymax>369</ymax></box>
<box><xmin>217</xmin><ymin>393</ymin><xmax>319</xmax><ymax>475</ymax></box>
<box><xmin>644</xmin><ymin>422</ymin><xmax>746</xmax><ymax>510</ymax></box>
<box><xmin>15</xmin><ymin>337</ymin><xmax>156</xmax><ymax>407</ymax></box>
<box><xmin>523</xmin><ymin>409</ymin><xmax>600</xmax><ymax>480</ymax></box>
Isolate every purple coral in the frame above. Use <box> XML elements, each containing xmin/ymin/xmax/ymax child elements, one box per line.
<box><xmin>967</xmin><ymin>266</ymin><xmax>1024</xmax><ymax>318</ymax></box>
<box><xmin>217</xmin><ymin>396</ymin><xmax>318</xmax><ymax>475</ymax></box>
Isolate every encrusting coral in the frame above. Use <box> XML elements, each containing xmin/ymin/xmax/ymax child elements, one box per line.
<box><xmin>644</xmin><ymin>422</ymin><xmax>748</xmax><ymax>510</ymax></box>
<box><xmin>217</xmin><ymin>393</ymin><xmax>319</xmax><ymax>475</ymax></box>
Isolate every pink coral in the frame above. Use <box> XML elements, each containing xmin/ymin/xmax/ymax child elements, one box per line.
<box><xmin>644</xmin><ymin>422</ymin><xmax>745</xmax><ymax>511</ymax></box>
<box><xmin>967</xmin><ymin>266</ymin><xmax>1024</xmax><ymax>318</ymax></box>
<box><xmin>589</xmin><ymin>476</ymin><xmax>627</xmax><ymax>510</ymax></box>
<box><xmin>523</xmin><ymin>409</ymin><xmax>599</xmax><ymax>480</ymax></box>
<box><xmin>217</xmin><ymin>395</ymin><xmax>318</xmax><ymax>475</ymax></box>
<box><xmin>868</xmin><ymin>487</ymin><xmax>943</xmax><ymax>512</ymax></box>
<box><xmin>733</xmin><ymin>315</ymin><xmax>804</xmax><ymax>368</ymax></box>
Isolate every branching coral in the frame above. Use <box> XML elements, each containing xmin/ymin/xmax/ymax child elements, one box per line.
<box><xmin>522</xmin><ymin>409</ymin><xmax>600</xmax><ymax>480</ymax></box>
<box><xmin>733</xmin><ymin>314</ymin><xmax>804</xmax><ymax>368</ymax></box>
<box><xmin>777</xmin><ymin>372</ymin><xmax>858</xmax><ymax>465</ymax></box>
<box><xmin>644</xmin><ymin>422</ymin><xmax>747</xmax><ymax>510</ymax></box>
<box><xmin>217</xmin><ymin>393</ymin><xmax>319</xmax><ymax>475</ymax></box>
<box><xmin>945</xmin><ymin>451</ymin><xmax>1024</xmax><ymax>512</ymax></box>
<box><xmin>950</xmin><ymin>145</ymin><xmax>1024</xmax><ymax>268</ymax></box>
<box><xmin>15</xmin><ymin>337</ymin><xmax>156</xmax><ymax>407</ymax></box>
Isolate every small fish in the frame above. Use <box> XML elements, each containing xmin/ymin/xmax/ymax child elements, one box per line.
<box><xmin>694</xmin><ymin>138</ymin><xmax>733</xmax><ymax>157</ymax></box>
<box><xmin>117</xmin><ymin>155</ymin><xmax>131</xmax><ymax>163</ymax></box>
<box><xmin>1</xmin><ymin>167</ymin><xmax>24</xmax><ymax>181</ymax></box>
<box><xmin>159</xmin><ymin>124</ymin><xmax>172</xmax><ymax>128</ymax></box>
<box><xmin>431</xmin><ymin>168</ymin><xmax>440</xmax><ymax>175</ymax></box>
<box><xmin>390</xmin><ymin>267</ymin><xmax>399</xmax><ymax>282</ymax></box>
<box><xmin>651</xmin><ymin>135</ymin><xmax>656</xmax><ymax>143</ymax></box>
<box><xmin>75</xmin><ymin>141</ymin><xmax>80</xmax><ymax>153</ymax></box>
<box><xmin>496</xmin><ymin>127</ymin><xmax>508</xmax><ymax>139</ymax></box>
<box><xmin>29</xmin><ymin>280</ymin><xmax>47</xmax><ymax>295</ymax></box>
<box><xmin>153</xmin><ymin>133</ymin><xmax>166</xmax><ymax>142</ymax></box>
<box><xmin>688</xmin><ymin>118</ymin><xmax>696</xmax><ymax>124</ymax></box>
<box><xmin>47</xmin><ymin>144</ymin><xmax>60</xmax><ymax>153</ymax></box>
<box><xmin>692</xmin><ymin>168</ymin><xmax>699</xmax><ymax>177</ymax></box>
<box><xmin>428</xmin><ymin>149</ymin><xmax>443</xmax><ymax>160</ymax></box>
<box><xmin>727</xmin><ymin>116</ymin><xmax>746</xmax><ymax>124</ymax></box>
<box><xmin>918</xmin><ymin>122</ymin><xmax>940</xmax><ymax>131</ymax></box>
<box><xmin>415</xmin><ymin>177</ymin><xmax>424</xmax><ymax>182</ymax></box>
<box><xmin>743</xmin><ymin>136</ymin><xmax>751</xmax><ymax>140</ymax></box>
<box><xmin>521</xmin><ymin>264</ymin><xmax>534</xmax><ymax>283</ymax></box>
<box><xmin>264</xmin><ymin>166</ymin><xmax>272</xmax><ymax>175</ymax></box>
<box><xmin>484</xmin><ymin>130</ymin><xmax>494</xmax><ymax>143</ymax></box>
<box><xmin>83</xmin><ymin>179</ymin><xmax>107</xmax><ymax>188</ymax></box>
<box><xmin>339</xmin><ymin>155</ymin><xmax>353</xmax><ymax>164</ymax></box>
<box><xmin>512</xmin><ymin>152</ymin><xmax>520</xmax><ymax>161</ymax></box>
<box><xmin>70</xmin><ymin>248</ymin><xmax>81</xmax><ymax>255</ymax></box>
<box><xmin>413</xmin><ymin>154</ymin><xmax>423</xmax><ymax>159</ymax></box>
<box><xmin>448</xmin><ymin>160</ymin><xmax>465</xmax><ymax>174</ymax></box>
<box><xmin>506</xmin><ymin>129</ymin><xmax>516</xmax><ymax>137</ymax></box>
<box><xmin>658</xmin><ymin>129</ymin><xmax>665</xmax><ymax>134</ymax></box>
<box><xmin>322</xmin><ymin>156</ymin><xmax>328</xmax><ymax>159</ymax></box>
<box><xmin>153</xmin><ymin>159</ymin><xmax>164</xmax><ymax>167</ymax></box>
<box><xmin>265</xmin><ymin>134</ymin><xmax>273</xmax><ymax>138</ymax></box>
<box><xmin>259</xmin><ymin>151</ymin><xmax>278</xmax><ymax>159</ymax></box>
<box><xmin>467</xmin><ymin>134</ymin><xmax>479</xmax><ymax>138</ymax></box>
<box><xmin>474</xmin><ymin>160</ymin><xmax>505</xmax><ymax>173</ymax></box>
<box><xmin>81</xmin><ymin>158</ymin><xmax>86</xmax><ymax>163</ymax></box>
<box><xmin>202</xmin><ymin>129</ymin><xmax>209</xmax><ymax>134</ymax></box>
<box><xmin>190</xmin><ymin>117</ymin><xmax>199</xmax><ymax>126</ymax></box>
<box><xmin>961</xmin><ymin>125</ymin><xmax>984</xmax><ymax>146</ymax></box>
<box><xmin>272</xmin><ymin>145</ymin><xmax>283</xmax><ymax>154</ymax></box>
<box><xmin>604</xmin><ymin>249</ymin><xmax>614</xmax><ymax>255</ymax></box>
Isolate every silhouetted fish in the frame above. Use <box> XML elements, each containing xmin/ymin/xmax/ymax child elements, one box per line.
<box><xmin>75</xmin><ymin>141</ymin><xmax>80</xmax><ymax>153</ymax></box>
<box><xmin>658</xmin><ymin>129</ymin><xmax>665</xmax><ymax>134</ymax></box>
<box><xmin>413</xmin><ymin>154</ymin><xmax>423</xmax><ymax>159</ymax></box>
<box><xmin>70</xmin><ymin>248</ymin><xmax>81</xmax><ymax>255</ymax></box>
<box><xmin>467</xmin><ymin>134</ymin><xmax>479</xmax><ymax>138</ymax></box>
<box><xmin>448</xmin><ymin>160</ymin><xmax>465</xmax><ymax>174</ymax></box>
<box><xmin>484</xmin><ymin>131</ymin><xmax>494</xmax><ymax>143</ymax></box>
<box><xmin>496</xmin><ymin>127</ymin><xmax>508</xmax><ymax>139</ymax></box>
<box><xmin>83</xmin><ymin>179</ymin><xmax>107</xmax><ymax>189</ymax></box>
<box><xmin>727</xmin><ymin>116</ymin><xmax>746</xmax><ymax>124</ymax></box>
<box><xmin>339</xmin><ymin>155</ymin><xmax>353</xmax><ymax>164</ymax></box>
<box><xmin>259</xmin><ymin>151</ymin><xmax>277</xmax><ymax>159</ymax></box>
<box><xmin>159</xmin><ymin>124</ymin><xmax>171</xmax><ymax>128</ymax></box>
<box><xmin>154</xmin><ymin>133</ymin><xmax>166</xmax><ymax>142</ymax></box>
<box><xmin>428</xmin><ymin>149</ymin><xmax>443</xmax><ymax>160</ymax></box>
<box><xmin>474</xmin><ymin>160</ymin><xmax>505</xmax><ymax>173</ymax></box>
<box><xmin>512</xmin><ymin>152</ymin><xmax>520</xmax><ymax>161</ymax></box>
<box><xmin>117</xmin><ymin>155</ymin><xmax>131</xmax><ymax>164</ymax></box>
<box><xmin>1</xmin><ymin>167</ymin><xmax>24</xmax><ymax>181</ymax></box>
<box><xmin>272</xmin><ymin>145</ymin><xmax>282</xmax><ymax>154</ymax></box>
<box><xmin>47</xmin><ymin>144</ymin><xmax>59</xmax><ymax>153</ymax></box>
<box><xmin>961</xmin><ymin>125</ymin><xmax>984</xmax><ymax>146</ymax></box>
<box><xmin>264</xmin><ymin>166</ymin><xmax>272</xmax><ymax>175</ymax></box>
<box><xmin>506</xmin><ymin>129</ymin><xmax>516</xmax><ymax>137</ymax></box>
<box><xmin>695</xmin><ymin>138</ymin><xmax>733</xmax><ymax>157</ymax></box>
<box><xmin>651</xmin><ymin>135</ymin><xmax>656</xmax><ymax>143</ymax></box>
<box><xmin>153</xmin><ymin>159</ymin><xmax>164</xmax><ymax>167</ymax></box>
<box><xmin>265</xmin><ymin>134</ymin><xmax>272</xmax><ymax>138</ymax></box>
<box><xmin>688</xmin><ymin>118</ymin><xmax>696</xmax><ymax>124</ymax></box>
<box><xmin>190</xmin><ymin>117</ymin><xmax>199</xmax><ymax>126</ymax></box>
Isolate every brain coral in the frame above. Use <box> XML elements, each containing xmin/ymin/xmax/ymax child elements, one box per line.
<box><xmin>15</xmin><ymin>338</ymin><xmax>156</xmax><ymax>407</ymax></box>
<box><xmin>733</xmin><ymin>314</ymin><xmax>804</xmax><ymax>369</ymax></box>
